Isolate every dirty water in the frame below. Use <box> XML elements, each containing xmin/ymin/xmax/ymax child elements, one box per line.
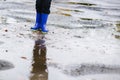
<box><xmin>30</xmin><ymin>32</ymin><xmax>48</xmax><ymax>80</ymax></box>
<box><xmin>0</xmin><ymin>0</ymin><xmax>120</xmax><ymax>80</ymax></box>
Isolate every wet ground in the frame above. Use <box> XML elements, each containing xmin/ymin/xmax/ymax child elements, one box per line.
<box><xmin>0</xmin><ymin>0</ymin><xmax>120</xmax><ymax>80</ymax></box>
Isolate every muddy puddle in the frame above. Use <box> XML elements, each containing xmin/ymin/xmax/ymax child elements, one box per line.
<box><xmin>0</xmin><ymin>0</ymin><xmax>120</xmax><ymax>80</ymax></box>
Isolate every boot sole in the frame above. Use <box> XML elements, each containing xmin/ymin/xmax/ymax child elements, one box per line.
<box><xmin>31</xmin><ymin>29</ymin><xmax>48</xmax><ymax>34</ymax></box>
<box><xmin>41</xmin><ymin>32</ymin><xmax>48</xmax><ymax>34</ymax></box>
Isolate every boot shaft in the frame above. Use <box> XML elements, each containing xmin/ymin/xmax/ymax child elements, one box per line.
<box><xmin>31</xmin><ymin>13</ymin><xmax>42</xmax><ymax>30</ymax></box>
<box><xmin>36</xmin><ymin>13</ymin><xmax>42</xmax><ymax>23</ymax></box>
<box><xmin>41</xmin><ymin>13</ymin><xmax>49</xmax><ymax>33</ymax></box>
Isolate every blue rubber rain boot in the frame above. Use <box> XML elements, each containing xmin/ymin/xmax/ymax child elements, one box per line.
<box><xmin>31</xmin><ymin>13</ymin><xmax>41</xmax><ymax>30</ymax></box>
<box><xmin>41</xmin><ymin>13</ymin><xmax>49</xmax><ymax>33</ymax></box>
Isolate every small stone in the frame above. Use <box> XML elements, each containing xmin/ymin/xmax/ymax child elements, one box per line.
<box><xmin>5</xmin><ymin>50</ymin><xmax>8</xmax><ymax>52</ymax></box>
<box><xmin>24</xmin><ymin>25</ymin><xmax>27</xmax><ymax>27</ymax></box>
<box><xmin>21</xmin><ymin>57</ymin><xmax>27</xmax><ymax>60</ymax></box>
<box><xmin>5</xmin><ymin>29</ymin><xmax>8</xmax><ymax>32</ymax></box>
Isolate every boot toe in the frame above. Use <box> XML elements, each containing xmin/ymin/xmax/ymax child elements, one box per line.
<box><xmin>31</xmin><ymin>27</ymin><xmax>39</xmax><ymax>30</ymax></box>
<box><xmin>41</xmin><ymin>30</ymin><xmax>48</xmax><ymax>33</ymax></box>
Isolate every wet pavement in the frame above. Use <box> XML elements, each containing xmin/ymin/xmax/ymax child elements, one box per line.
<box><xmin>0</xmin><ymin>0</ymin><xmax>120</xmax><ymax>80</ymax></box>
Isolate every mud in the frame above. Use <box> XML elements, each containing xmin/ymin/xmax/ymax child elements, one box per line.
<box><xmin>63</xmin><ymin>64</ymin><xmax>120</xmax><ymax>76</ymax></box>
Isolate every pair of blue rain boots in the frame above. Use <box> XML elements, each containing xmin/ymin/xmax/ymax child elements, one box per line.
<box><xmin>31</xmin><ymin>13</ymin><xmax>48</xmax><ymax>33</ymax></box>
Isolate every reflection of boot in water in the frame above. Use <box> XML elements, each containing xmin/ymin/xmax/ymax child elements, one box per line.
<box><xmin>30</xmin><ymin>38</ymin><xmax>48</xmax><ymax>80</ymax></box>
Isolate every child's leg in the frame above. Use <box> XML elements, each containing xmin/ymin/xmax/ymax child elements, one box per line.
<box><xmin>31</xmin><ymin>0</ymin><xmax>42</xmax><ymax>30</ymax></box>
<box><xmin>42</xmin><ymin>0</ymin><xmax>52</xmax><ymax>14</ymax></box>
<box><xmin>36</xmin><ymin>0</ymin><xmax>52</xmax><ymax>14</ymax></box>
<box><xmin>36</xmin><ymin>0</ymin><xmax>42</xmax><ymax>13</ymax></box>
<box><xmin>40</xmin><ymin>0</ymin><xmax>52</xmax><ymax>33</ymax></box>
<box><xmin>31</xmin><ymin>0</ymin><xmax>52</xmax><ymax>32</ymax></box>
